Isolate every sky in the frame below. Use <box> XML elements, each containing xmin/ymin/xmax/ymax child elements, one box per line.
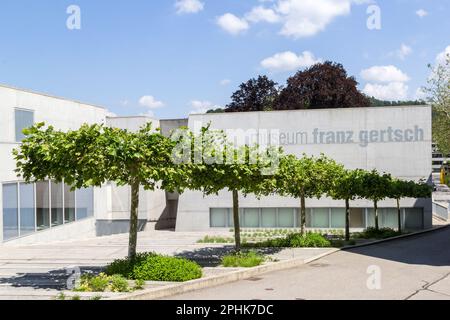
<box><xmin>0</xmin><ymin>0</ymin><xmax>449</xmax><ymax>119</ymax></box>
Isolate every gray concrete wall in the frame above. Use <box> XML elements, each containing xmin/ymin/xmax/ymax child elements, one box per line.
<box><xmin>176</xmin><ymin>106</ymin><xmax>433</xmax><ymax>231</ymax></box>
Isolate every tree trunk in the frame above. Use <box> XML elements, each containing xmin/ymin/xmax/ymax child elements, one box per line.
<box><xmin>397</xmin><ymin>198</ymin><xmax>402</xmax><ymax>234</ymax></box>
<box><xmin>232</xmin><ymin>190</ymin><xmax>241</xmax><ymax>252</ymax></box>
<box><xmin>128</xmin><ymin>178</ymin><xmax>140</xmax><ymax>260</ymax></box>
<box><xmin>300</xmin><ymin>196</ymin><xmax>306</xmax><ymax>235</ymax></box>
<box><xmin>345</xmin><ymin>198</ymin><xmax>350</xmax><ymax>242</ymax></box>
<box><xmin>374</xmin><ymin>200</ymin><xmax>379</xmax><ymax>231</ymax></box>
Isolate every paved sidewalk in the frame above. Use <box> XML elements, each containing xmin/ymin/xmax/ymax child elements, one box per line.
<box><xmin>0</xmin><ymin>230</ymin><xmax>330</xmax><ymax>300</ymax></box>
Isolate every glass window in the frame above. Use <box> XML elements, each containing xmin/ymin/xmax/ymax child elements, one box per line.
<box><xmin>331</xmin><ymin>208</ymin><xmax>346</xmax><ymax>228</ymax></box>
<box><xmin>278</xmin><ymin>208</ymin><xmax>295</xmax><ymax>228</ymax></box>
<box><xmin>20</xmin><ymin>183</ymin><xmax>35</xmax><ymax>236</ymax></box>
<box><xmin>36</xmin><ymin>181</ymin><xmax>50</xmax><ymax>231</ymax></box>
<box><xmin>51</xmin><ymin>182</ymin><xmax>64</xmax><ymax>227</ymax></box>
<box><xmin>261</xmin><ymin>208</ymin><xmax>277</xmax><ymax>228</ymax></box>
<box><xmin>381</xmin><ymin>209</ymin><xmax>398</xmax><ymax>229</ymax></box>
<box><xmin>367</xmin><ymin>208</ymin><xmax>376</xmax><ymax>228</ymax></box>
<box><xmin>64</xmin><ymin>184</ymin><xmax>76</xmax><ymax>223</ymax></box>
<box><xmin>312</xmin><ymin>208</ymin><xmax>329</xmax><ymax>228</ymax></box>
<box><xmin>15</xmin><ymin>109</ymin><xmax>34</xmax><ymax>142</ymax></box>
<box><xmin>210</xmin><ymin>209</ymin><xmax>227</xmax><ymax>228</ymax></box>
<box><xmin>2</xmin><ymin>184</ymin><xmax>19</xmax><ymax>240</ymax></box>
<box><xmin>350</xmin><ymin>208</ymin><xmax>365</xmax><ymax>228</ymax></box>
<box><xmin>243</xmin><ymin>209</ymin><xmax>259</xmax><ymax>228</ymax></box>
<box><xmin>405</xmin><ymin>208</ymin><xmax>423</xmax><ymax>230</ymax></box>
<box><xmin>76</xmin><ymin>187</ymin><xmax>93</xmax><ymax>220</ymax></box>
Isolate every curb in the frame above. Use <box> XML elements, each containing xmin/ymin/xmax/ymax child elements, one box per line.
<box><xmin>341</xmin><ymin>224</ymin><xmax>450</xmax><ymax>251</ymax></box>
<box><xmin>110</xmin><ymin>248</ymin><xmax>339</xmax><ymax>301</ymax></box>
<box><xmin>111</xmin><ymin>224</ymin><xmax>449</xmax><ymax>300</ymax></box>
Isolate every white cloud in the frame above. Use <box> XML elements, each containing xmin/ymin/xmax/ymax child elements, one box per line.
<box><xmin>175</xmin><ymin>0</ymin><xmax>204</xmax><ymax>15</ymax></box>
<box><xmin>217</xmin><ymin>13</ymin><xmax>249</xmax><ymax>35</ymax></box>
<box><xmin>261</xmin><ymin>51</ymin><xmax>321</xmax><ymax>72</ymax></box>
<box><xmin>220</xmin><ymin>79</ymin><xmax>231</xmax><ymax>86</ymax></box>
<box><xmin>395</xmin><ymin>43</ymin><xmax>412</xmax><ymax>60</ymax></box>
<box><xmin>275</xmin><ymin>0</ymin><xmax>352</xmax><ymax>39</ymax></box>
<box><xmin>139</xmin><ymin>95</ymin><xmax>165</xmax><ymax>109</ymax></box>
<box><xmin>245</xmin><ymin>6</ymin><xmax>280</xmax><ymax>23</ymax></box>
<box><xmin>362</xmin><ymin>82</ymin><xmax>409</xmax><ymax>101</ymax></box>
<box><xmin>189</xmin><ymin>100</ymin><xmax>221</xmax><ymax>114</ymax></box>
<box><xmin>436</xmin><ymin>45</ymin><xmax>450</xmax><ymax>64</ymax></box>
<box><xmin>416</xmin><ymin>9</ymin><xmax>428</xmax><ymax>18</ymax></box>
<box><xmin>360</xmin><ymin>65</ymin><xmax>410</xmax><ymax>83</ymax></box>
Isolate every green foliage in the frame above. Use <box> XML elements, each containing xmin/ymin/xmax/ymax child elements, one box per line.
<box><xmin>245</xmin><ymin>232</ymin><xmax>331</xmax><ymax>248</ymax></box>
<box><xmin>56</xmin><ymin>292</ymin><xmax>67</xmax><ymax>300</ymax></box>
<box><xmin>13</xmin><ymin>123</ymin><xmax>188</xmax><ymax>259</ymax></box>
<box><xmin>90</xmin><ymin>295</ymin><xmax>103</xmax><ymax>301</ymax></box>
<box><xmin>74</xmin><ymin>273</ymin><xmax>130</xmax><ymax>293</ymax></box>
<box><xmin>71</xmin><ymin>295</ymin><xmax>81</xmax><ymax>301</ymax></box>
<box><xmin>132</xmin><ymin>255</ymin><xmax>202</xmax><ymax>282</ymax></box>
<box><xmin>197</xmin><ymin>235</ymin><xmax>235</xmax><ymax>244</ymax></box>
<box><xmin>110</xmin><ymin>275</ymin><xmax>130</xmax><ymax>293</ymax></box>
<box><xmin>353</xmin><ymin>227</ymin><xmax>401</xmax><ymax>240</ymax></box>
<box><xmin>221</xmin><ymin>251</ymin><xmax>265</xmax><ymax>268</ymax></box>
<box><xmin>425</xmin><ymin>54</ymin><xmax>450</xmax><ymax>154</ymax></box>
<box><xmin>134</xmin><ymin>279</ymin><xmax>145</xmax><ymax>290</ymax></box>
<box><xmin>105</xmin><ymin>253</ymin><xmax>202</xmax><ymax>282</ymax></box>
<box><xmin>105</xmin><ymin>252</ymin><xmax>156</xmax><ymax>279</ymax></box>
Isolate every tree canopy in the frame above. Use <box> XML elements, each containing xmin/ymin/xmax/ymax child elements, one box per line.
<box><xmin>274</xmin><ymin>61</ymin><xmax>371</xmax><ymax>110</ymax></box>
<box><xmin>14</xmin><ymin>122</ymin><xmax>184</xmax><ymax>259</ymax></box>
<box><xmin>225</xmin><ymin>75</ymin><xmax>279</xmax><ymax>113</ymax></box>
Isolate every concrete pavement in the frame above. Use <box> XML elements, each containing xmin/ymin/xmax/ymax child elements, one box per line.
<box><xmin>168</xmin><ymin>226</ymin><xmax>450</xmax><ymax>300</ymax></box>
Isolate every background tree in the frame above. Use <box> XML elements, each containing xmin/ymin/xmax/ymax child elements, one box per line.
<box><xmin>276</xmin><ymin>154</ymin><xmax>334</xmax><ymax>235</ymax></box>
<box><xmin>225</xmin><ymin>75</ymin><xmax>279</xmax><ymax>112</ymax></box>
<box><xmin>14</xmin><ymin>123</ymin><xmax>183</xmax><ymax>259</ymax></box>
<box><xmin>329</xmin><ymin>168</ymin><xmax>365</xmax><ymax>241</ymax></box>
<box><xmin>425</xmin><ymin>54</ymin><xmax>450</xmax><ymax>154</ymax></box>
<box><xmin>274</xmin><ymin>61</ymin><xmax>371</xmax><ymax>110</ymax></box>
<box><xmin>359</xmin><ymin>170</ymin><xmax>392</xmax><ymax>231</ymax></box>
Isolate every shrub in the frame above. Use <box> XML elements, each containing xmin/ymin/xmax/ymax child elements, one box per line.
<box><xmin>221</xmin><ymin>251</ymin><xmax>265</xmax><ymax>268</ymax></box>
<box><xmin>132</xmin><ymin>255</ymin><xmax>202</xmax><ymax>282</ymax></box>
<box><xmin>134</xmin><ymin>279</ymin><xmax>145</xmax><ymax>290</ymax></box>
<box><xmin>105</xmin><ymin>252</ymin><xmax>156</xmax><ymax>279</ymax></box>
<box><xmin>105</xmin><ymin>253</ymin><xmax>203</xmax><ymax>282</ymax></box>
<box><xmin>244</xmin><ymin>232</ymin><xmax>331</xmax><ymax>248</ymax></box>
<box><xmin>110</xmin><ymin>275</ymin><xmax>130</xmax><ymax>293</ymax></box>
<box><xmin>353</xmin><ymin>227</ymin><xmax>400</xmax><ymax>240</ymax></box>
<box><xmin>74</xmin><ymin>273</ymin><xmax>130</xmax><ymax>293</ymax></box>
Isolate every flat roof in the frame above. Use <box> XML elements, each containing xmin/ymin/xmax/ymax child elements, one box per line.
<box><xmin>0</xmin><ymin>83</ymin><xmax>107</xmax><ymax>110</ymax></box>
<box><xmin>189</xmin><ymin>105</ymin><xmax>431</xmax><ymax>117</ymax></box>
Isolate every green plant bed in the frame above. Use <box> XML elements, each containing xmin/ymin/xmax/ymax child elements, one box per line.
<box><xmin>352</xmin><ymin>227</ymin><xmax>401</xmax><ymax>240</ymax></box>
<box><xmin>221</xmin><ymin>251</ymin><xmax>265</xmax><ymax>268</ymax></box>
<box><xmin>243</xmin><ymin>232</ymin><xmax>331</xmax><ymax>248</ymax></box>
<box><xmin>105</xmin><ymin>252</ymin><xmax>202</xmax><ymax>282</ymax></box>
<box><xmin>74</xmin><ymin>273</ymin><xmax>133</xmax><ymax>293</ymax></box>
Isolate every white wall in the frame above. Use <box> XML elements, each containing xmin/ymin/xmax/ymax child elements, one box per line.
<box><xmin>176</xmin><ymin>106</ymin><xmax>433</xmax><ymax>231</ymax></box>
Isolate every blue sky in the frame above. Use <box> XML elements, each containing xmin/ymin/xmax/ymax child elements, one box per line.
<box><xmin>0</xmin><ymin>0</ymin><xmax>448</xmax><ymax>119</ymax></box>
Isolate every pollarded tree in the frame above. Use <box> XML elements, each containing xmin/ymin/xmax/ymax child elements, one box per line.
<box><xmin>172</xmin><ymin>126</ymin><xmax>281</xmax><ymax>251</ymax></box>
<box><xmin>276</xmin><ymin>154</ymin><xmax>337</xmax><ymax>235</ymax></box>
<box><xmin>225</xmin><ymin>75</ymin><xmax>279</xmax><ymax>113</ymax></box>
<box><xmin>329</xmin><ymin>168</ymin><xmax>366</xmax><ymax>241</ymax></box>
<box><xmin>359</xmin><ymin>170</ymin><xmax>392</xmax><ymax>231</ymax></box>
<box><xmin>274</xmin><ymin>61</ymin><xmax>371</xmax><ymax>110</ymax></box>
<box><xmin>13</xmin><ymin>123</ymin><xmax>184</xmax><ymax>259</ymax></box>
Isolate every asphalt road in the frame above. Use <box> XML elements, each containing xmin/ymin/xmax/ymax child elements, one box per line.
<box><xmin>168</xmin><ymin>226</ymin><xmax>450</xmax><ymax>300</ymax></box>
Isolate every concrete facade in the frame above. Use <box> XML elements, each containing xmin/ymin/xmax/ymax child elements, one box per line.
<box><xmin>175</xmin><ymin>106</ymin><xmax>433</xmax><ymax>232</ymax></box>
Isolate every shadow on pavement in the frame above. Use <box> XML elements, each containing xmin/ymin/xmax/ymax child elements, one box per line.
<box><xmin>343</xmin><ymin>226</ymin><xmax>450</xmax><ymax>267</ymax></box>
<box><xmin>174</xmin><ymin>246</ymin><xmax>284</xmax><ymax>267</ymax></box>
<box><xmin>0</xmin><ymin>267</ymin><xmax>103</xmax><ymax>290</ymax></box>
